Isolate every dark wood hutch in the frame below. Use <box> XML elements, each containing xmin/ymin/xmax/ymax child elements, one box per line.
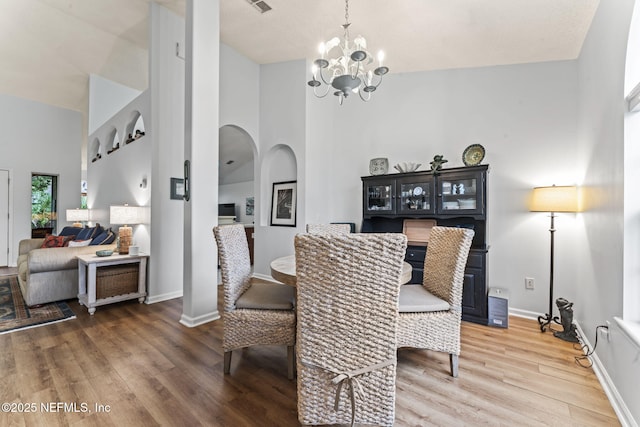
<box><xmin>361</xmin><ymin>164</ymin><xmax>489</xmax><ymax>325</ymax></box>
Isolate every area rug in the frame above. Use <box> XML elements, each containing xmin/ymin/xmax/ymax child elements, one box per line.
<box><xmin>0</xmin><ymin>275</ymin><xmax>75</xmax><ymax>334</ymax></box>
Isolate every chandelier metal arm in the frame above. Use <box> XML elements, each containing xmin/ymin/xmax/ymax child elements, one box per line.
<box><xmin>312</xmin><ymin>81</ymin><xmax>331</xmax><ymax>98</ymax></box>
<box><xmin>316</xmin><ymin>67</ymin><xmax>334</xmax><ymax>87</ymax></box>
<box><xmin>358</xmin><ymin>89</ymin><xmax>372</xmax><ymax>102</ymax></box>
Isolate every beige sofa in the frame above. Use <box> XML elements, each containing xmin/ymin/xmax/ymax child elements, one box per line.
<box><xmin>17</xmin><ymin>238</ymin><xmax>116</xmax><ymax>306</ymax></box>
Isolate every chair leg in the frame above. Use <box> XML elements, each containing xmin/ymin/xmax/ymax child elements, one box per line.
<box><xmin>224</xmin><ymin>351</ymin><xmax>232</xmax><ymax>374</ymax></box>
<box><xmin>450</xmin><ymin>353</ymin><xmax>459</xmax><ymax>378</ymax></box>
<box><xmin>287</xmin><ymin>345</ymin><xmax>295</xmax><ymax>380</ymax></box>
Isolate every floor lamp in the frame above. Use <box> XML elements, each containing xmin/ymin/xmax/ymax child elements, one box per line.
<box><xmin>530</xmin><ymin>185</ymin><xmax>580</xmax><ymax>333</ymax></box>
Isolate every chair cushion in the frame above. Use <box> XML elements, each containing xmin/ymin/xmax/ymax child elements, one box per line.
<box><xmin>236</xmin><ymin>281</ymin><xmax>295</xmax><ymax>310</ymax></box>
<box><xmin>399</xmin><ymin>284</ymin><xmax>450</xmax><ymax>313</ymax></box>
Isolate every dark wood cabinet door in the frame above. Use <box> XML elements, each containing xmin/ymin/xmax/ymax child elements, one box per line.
<box><xmin>244</xmin><ymin>226</ymin><xmax>254</xmax><ymax>265</ymax></box>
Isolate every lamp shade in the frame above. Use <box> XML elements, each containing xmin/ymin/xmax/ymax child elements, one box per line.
<box><xmin>530</xmin><ymin>185</ymin><xmax>581</xmax><ymax>213</ymax></box>
<box><xmin>109</xmin><ymin>205</ymin><xmax>143</xmax><ymax>225</ymax></box>
<box><xmin>66</xmin><ymin>208</ymin><xmax>89</xmax><ymax>222</ymax></box>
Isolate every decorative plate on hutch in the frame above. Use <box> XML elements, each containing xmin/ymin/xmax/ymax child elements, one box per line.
<box><xmin>462</xmin><ymin>144</ymin><xmax>485</xmax><ymax>166</ymax></box>
<box><xmin>369</xmin><ymin>158</ymin><xmax>389</xmax><ymax>175</ymax></box>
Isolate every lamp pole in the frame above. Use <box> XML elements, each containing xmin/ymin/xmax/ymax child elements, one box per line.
<box><xmin>538</xmin><ymin>212</ymin><xmax>560</xmax><ymax>332</ymax></box>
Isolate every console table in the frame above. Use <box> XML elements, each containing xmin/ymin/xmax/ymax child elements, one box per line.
<box><xmin>77</xmin><ymin>253</ymin><xmax>148</xmax><ymax>315</ymax></box>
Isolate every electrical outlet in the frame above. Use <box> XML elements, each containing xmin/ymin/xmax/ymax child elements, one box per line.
<box><xmin>525</xmin><ymin>277</ymin><xmax>535</xmax><ymax>290</ymax></box>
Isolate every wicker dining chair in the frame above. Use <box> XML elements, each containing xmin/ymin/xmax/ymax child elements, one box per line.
<box><xmin>213</xmin><ymin>224</ymin><xmax>296</xmax><ymax>379</ymax></box>
<box><xmin>397</xmin><ymin>226</ymin><xmax>474</xmax><ymax>377</ymax></box>
<box><xmin>305</xmin><ymin>223</ymin><xmax>352</xmax><ymax>234</ymax></box>
<box><xmin>295</xmin><ymin>232</ymin><xmax>408</xmax><ymax>427</ymax></box>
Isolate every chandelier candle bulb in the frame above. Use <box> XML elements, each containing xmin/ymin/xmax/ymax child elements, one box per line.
<box><xmin>378</xmin><ymin>51</ymin><xmax>384</xmax><ymax>67</ymax></box>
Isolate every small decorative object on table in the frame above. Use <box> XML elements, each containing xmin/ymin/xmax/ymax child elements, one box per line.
<box><xmin>429</xmin><ymin>155</ymin><xmax>448</xmax><ymax>174</ymax></box>
<box><xmin>369</xmin><ymin>158</ymin><xmax>389</xmax><ymax>175</ymax></box>
<box><xmin>95</xmin><ymin>250</ymin><xmax>113</xmax><ymax>257</ymax></box>
<box><xmin>462</xmin><ymin>144</ymin><xmax>485</xmax><ymax>166</ymax></box>
<box><xmin>393</xmin><ymin>162</ymin><xmax>421</xmax><ymax>173</ymax></box>
<box><xmin>553</xmin><ymin>297</ymin><xmax>579</xmax><ymax>343</ymax></box>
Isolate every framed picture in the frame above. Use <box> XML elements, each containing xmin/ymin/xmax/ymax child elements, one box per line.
<box><xmin>246</xmin><ymin>196</ymin><xmax>254</xmax><ymax>216</ymax></box>
<box><xmin>170</xmin><ymin>178</ymin><xmax>185</xmax><ymax>200</ymax></box>
<box><xmin>270</xmin><ymin>181</ymin><xmax>297</xmax><ymax>227</ymax></box>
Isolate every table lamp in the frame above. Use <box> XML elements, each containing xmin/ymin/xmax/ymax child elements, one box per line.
<box><xmin>66</xmin><ymin>208</ymin><xmax>89</xmax><ymax>227</ymax></box>
<box><xmin>110</xmin><ymin>204</ymin><xmax>143</xmax><ymax>254</ymax></box>
<box><xmin>530</xmin><ymin>185</ymin><xmax>580</xmax><ymax>333</ymax></box>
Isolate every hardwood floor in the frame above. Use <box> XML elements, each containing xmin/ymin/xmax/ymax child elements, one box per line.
<box><xmin>0</xmin><ymin>266</ymin><xmax>18</xmax><ymax>276</ymax></box>
<box><xmin>0</xmin><ymin>285</ymin><xmax>619</xmax><ymax>426</ymax></box>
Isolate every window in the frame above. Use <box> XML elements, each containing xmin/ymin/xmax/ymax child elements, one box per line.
<box><xmin>31</xmin><ymin>174</ymin><xmax>58</xmax><ymax>237</ymax></box>
<box><xmin>622</xmin><ymin>1</ymin><xmax>640</xmax><ymax>342</ymax></box>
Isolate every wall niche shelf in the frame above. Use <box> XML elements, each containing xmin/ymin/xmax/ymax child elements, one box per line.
<box><xmin>125</xmin><ymin>111</ymin><xmax>146</xmax><ymax>144</ymax></box>
<box><xmin>106</xmin><ymin>127</ymin><xmax>121</xmax><ymax>154</ymax></box>
<box><xmin>90</xmin><ymin>137</ymin><xmax>102</xmax><ymax>163</ymax></box>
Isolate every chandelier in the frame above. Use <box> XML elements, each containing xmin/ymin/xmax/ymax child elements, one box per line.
<box><xmin>307</xmin><ymin>0</ymin><xmax>389</xmax><ymax>105</ymax></box>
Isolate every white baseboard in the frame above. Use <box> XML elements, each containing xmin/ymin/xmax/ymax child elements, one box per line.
<box><xmin>508</xmin><ymin>307</ymin><xmax>540</xmax><ymax>320</ymax></box>
<box><xmin>179</xmin><ymin>309</ymin><xmax>220</xmax><ymax>328</ymax></box>
<box><xmin>575</xmin><ymin>322</ymin><xmax>637</xmax><ymax>427</ymax></box>
<box><xmin>145</xmin><ymin>290</ymin><xmax>183</xmax><ymax>304</ymax></box>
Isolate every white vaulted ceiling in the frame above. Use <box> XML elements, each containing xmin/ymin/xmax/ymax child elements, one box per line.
<box><xmin>0</xmin><ymin>0</ymin><xmax>599</xmax><ymax>115</ymax></box>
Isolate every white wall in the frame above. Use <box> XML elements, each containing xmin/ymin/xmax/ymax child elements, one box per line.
<box><xmin>254</xmin><ymin>60</ymin><xmax>306</xmax><ymax>275</ymax></box>
<box><xmin>148</xmin><ymin>3</ymin><xmax>186</xmax><ymax>303</ymax></box>
<box><xmin>219</xmin><ymin>181</ymin><xmax>254</xmax><ymax>224</ymax></box>
<box><xmin>0</xmin><ymin>93</ymin><xmax>82</xmax><ymax>266</ymax></box>
<box><xmin>87</xmin><ymin>91</ymin><xmax>151</xmax><ymax>254</ymax></box>
<box><xmin>577</xmin><ymin>0</ymin><xmax>639</xmax><ymax>425</ymax></box>
<box><xmin>304</xmin><ymin>61</ymin><xmax>580</xmax><ymax>316</ymax></box>
<box><xmin>88</xmin><ymin>74</ymin><xmax>142</xmax><ymax>135</ymax></box>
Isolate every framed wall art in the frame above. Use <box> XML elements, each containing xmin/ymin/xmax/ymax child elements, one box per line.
<box><xmin>270</xmin><ymin>181</ymin><xmax>297</xmax><ymax>227</ymax></box>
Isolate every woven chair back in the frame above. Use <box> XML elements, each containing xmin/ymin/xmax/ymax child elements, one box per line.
<box><xmin>294</xmin><ymin>232</ymin><xmax>407</xmax><ymax>427</ymax></box>
<box><xmin>423</xmin><ymin>226</ymin><xmax>474</xmax><ymax>306</ymax></box>
<box><xmin>213</xmin><ymin>224</ymin><xmax>252</xmax><ymax>312</ymax></box>
<box><xmin>305</xmin><ymin>223</ymin><xmax>352</xmax><ymax>234</ymax></box>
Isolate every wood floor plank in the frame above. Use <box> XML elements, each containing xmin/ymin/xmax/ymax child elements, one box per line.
<box><xmin>0</xmin><ymin>290</ymin><xmax>619</xmax><ymax>426</ymax></box>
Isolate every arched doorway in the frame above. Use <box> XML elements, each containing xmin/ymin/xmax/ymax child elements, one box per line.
<box><xmin>218</xmin><ymin>124</ymin><xmax>257</xmax><ymax>264</ymax></box>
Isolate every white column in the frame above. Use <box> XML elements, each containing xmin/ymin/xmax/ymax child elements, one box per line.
<box><xmin>181</xmin><ymin>0</ymin><xmax>220</xmax><ymax>326</ymax></box>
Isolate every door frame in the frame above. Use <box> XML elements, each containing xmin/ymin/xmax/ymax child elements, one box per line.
<box><xmin>0</xmin><ymin>169</ymin><xmax>14</xmax><ymax>267</ymax></box>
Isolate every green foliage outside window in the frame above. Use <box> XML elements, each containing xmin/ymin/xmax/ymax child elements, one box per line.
<box><xmin>31</xmin><ymin>175</ymin><xmax>54</xmax><ymax>228</ymax></box>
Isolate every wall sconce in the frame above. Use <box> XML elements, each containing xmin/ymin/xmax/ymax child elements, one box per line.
<box><xmin>66</xmin><ymin>208</ymin><xmax>90</xmax><ymax>227</ymax></box>
<box><xmin>140</xmin><ymin>177</ymin><xmax>147</xmax><ymax>189</ymax></box>
<box><xmin>110</xmin><ymin>204</ymin><xmax>144</xmax><ymax>254</ymax></box>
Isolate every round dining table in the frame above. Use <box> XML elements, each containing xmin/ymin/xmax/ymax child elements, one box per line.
<box><xmin>270</xmin><ymin>254</ymin><xmax>413</xmax><ymax>287</ymax></box>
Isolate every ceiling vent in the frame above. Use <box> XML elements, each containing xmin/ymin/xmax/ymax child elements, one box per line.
<box><xmin>246</xmin><ymin>0</ymin><xmax>272</xmax><ymax>13</ymax></box>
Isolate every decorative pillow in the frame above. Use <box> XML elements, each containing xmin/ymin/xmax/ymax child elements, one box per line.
<box><xmin>62</xmin><ymin>235</ymin><xmax>77</xmax><ymax>246</ymax></box>
<box><xmin>76</xmin><ymin>226</ymin><xmax>94</xmax><ymax>241</ymax></box>
<box><xmin>68</xmin><ymin>239</ymin><xmax>92</xmax><ymax>247</ymax></box>
<box><xmin>89</xmin><ymin>229</ymin><xmax>115</xmax><ymax>245</ymax></box>
<box><xmin>59</xmin><ymin>226</ymin><xmax>83</xmax><ymax>237</ymax></box>
<box><xmin>40</xmin><ymin>234</ymin><xmax>66</xmax><ymax>248</ymax></box>
<box><xmin>91</xmin><ymin>224</ymin><xmax>105</xmax><ymax>239</ymax></box>
<box><xmin>76</xmin><ymin>224</ymin><xmax>104</xmax><ymax>241</ymax></box>
<box><xmin>102</xmin><ymin>229</ymin><xmax>116</xmax><ymax>244</ymax></box>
